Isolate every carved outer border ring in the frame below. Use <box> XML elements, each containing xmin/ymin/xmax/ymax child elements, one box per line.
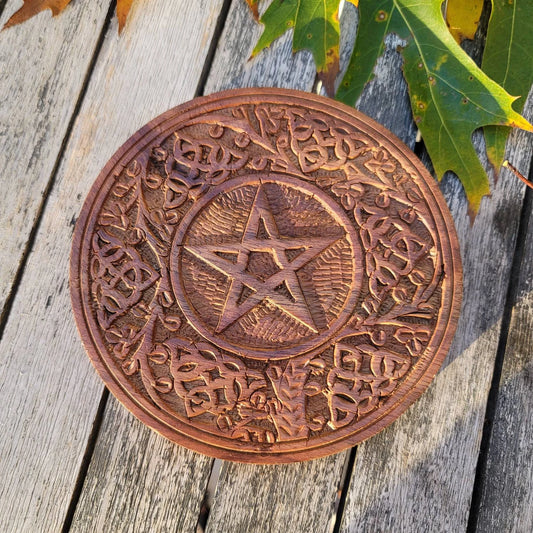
<box><xmin>70</xmin><ymin>88</ymin><xmax>463</xmax><ymax>464</ymax></box>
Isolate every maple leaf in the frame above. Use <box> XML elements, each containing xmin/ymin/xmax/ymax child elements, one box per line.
<box><xmin>445</xmin><ymin>0</ymin><xmax>484</xmax><ymax>43</ymax></box>
<box><xmin>336</xmin><ymin>0</ymin><xmax>533</xmax><ymax>218</ymax></box>
<box><xmin>3</xmin><ymin>0</ymin><xmax>135</xmax><ymax>33</ymax></box>
<box><xmin>251</xmin><ymin>0</ymin><xmax>342</xmax><ymax>96</ymax></box>
<box><xmin>245</xmin><ymin>0</ymin><xmax>260</xmax><ymax>20</ymax></box>
<box><xmin>482</xmin><ymin>0</ymin><xmax>533</xmax><ymax>177</ymax></box>
<box><xmin>3</xmin><ymin>0</ymin><xmax>71</xmax><ymax>29</ymax></box>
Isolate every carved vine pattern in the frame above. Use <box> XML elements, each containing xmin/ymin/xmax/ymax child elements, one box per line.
<box><xmin>92</xmin><ymin>102</ymin><xmax>443</xmax><ymax>444</ymax></box>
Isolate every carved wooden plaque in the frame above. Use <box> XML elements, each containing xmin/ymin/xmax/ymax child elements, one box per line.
<box><xmin>71</xmin><ymin>88</ymin><xmax>462</xmax><ymax>463</ymax></box>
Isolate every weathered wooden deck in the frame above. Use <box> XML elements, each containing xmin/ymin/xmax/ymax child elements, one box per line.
<box><xmin>1</xmin><ymin>1</ymin><xmax>532</xmax><ymax>531</ymax></box>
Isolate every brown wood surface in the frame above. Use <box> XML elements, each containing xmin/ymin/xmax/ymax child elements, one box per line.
<box><xmin>70</xmin><ymin>87</ymin><xmax>461</xmax><ymax>463</ymax></box>
<box><xmin>1</xmin><ymin>0</ymin><xmax>532</xmax><ymax>531</ymax></box>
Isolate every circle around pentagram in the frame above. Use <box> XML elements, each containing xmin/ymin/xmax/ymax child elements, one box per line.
<box><xmin>170</xmin><ymin>175</ymin><xmax>362</xmax><ymax>359</ymax></box>
<box><xmin>70</xmin><ymin>88</ymin><xmax>462</xmax><ymax>464</ymax></box>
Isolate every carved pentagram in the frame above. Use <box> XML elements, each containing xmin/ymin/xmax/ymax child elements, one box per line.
<box><xmin>172</xmin><ymin>176</ymin><xmax>361</xmax><ymax>358</ymax></box>
<box><xmin>184</xmin><ymin>184</ymin><xmax>335</xmax><ymax>334</ymax></box>
<box><xmin>71</xmin><ymin>88</ymin><xmax>462</xmax><ymax>463</ymax></box>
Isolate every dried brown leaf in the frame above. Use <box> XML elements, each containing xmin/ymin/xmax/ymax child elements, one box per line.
<box><xmin>117</xmin><ymin>0</ymin><xmax>134</xmax><ymax>33</ymax></box>
<box><xmin>3</xmin><ymin>0</ymin><xmax>136</xmax><ymax>33</ymax></box>
<box><xmin>3</xmin><ymin>0</ymin><xmax>72</xmax><ymax>29</ymax></box>
<box><xmin>245</xmin><ymin>0</ymin><xmax>260</xmax><ymax>20</ymax></box>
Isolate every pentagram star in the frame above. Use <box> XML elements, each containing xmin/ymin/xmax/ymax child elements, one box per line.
<box><xmin>184</xmin><ymin>184</ymin><xmax>343</xmax><ymax>333</ymax></box>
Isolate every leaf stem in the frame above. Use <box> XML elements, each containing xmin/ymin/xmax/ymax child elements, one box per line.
<box><xmin>503</xmin><ymin>160</ymin><xmax>533</xmax><ymax>190</ymax></box>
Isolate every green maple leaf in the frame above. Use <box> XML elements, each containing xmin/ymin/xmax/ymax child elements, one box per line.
<box><xmin>336</xmin><ymin>0</ymin><xmax>533</xmax><ymax>217</ymax></box>
<box><xmin>252</xmin><ymin>0</ymin><xmax>342</xmax><ymax>96</ymax></box>
<box><xmin>482</xmin><ymin>0</ymin><xmax>533</xmax><ymax>176</ymax></box>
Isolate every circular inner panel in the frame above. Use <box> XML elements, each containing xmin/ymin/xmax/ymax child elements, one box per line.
<box><xmin>70</xmin><ymin>88</ymin><xmax>462</xmax><ymax>464</ymax></box>
<box><xmin>171</xmin><ymin>175</ymin><xmax>361</xmax><ymax>358</ymax></box>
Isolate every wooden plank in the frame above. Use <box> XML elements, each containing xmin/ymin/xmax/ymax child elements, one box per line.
<box><xmin>0</xmin><ymin>1</ymin><xmax>225</xmax><ymax>530</ymax></box>
<box><xmin>70</xmin><ymin>397</ymin><xmax>212</xmax><ymax>533</ymax></box>
<box><xmin>203</xmin><ymin>0</ymin><xmax>316</xmax><ymax>94</ymax></box>
<box><xmin>203</xmin><ymin>3</ymin><xmax>344</xmax><ymax>531</ymax></box>
<box><xmin>0</xmin><ymin>0</ymin><xmax>111</xmax><ymax>318</ymax></box>
<box><xmin>202</xmin><ymin>4</ymin><xmax>419</xmax><ymax>533</ymax></box>
<box><xmin>355</xmin><ymin>32</ymin><xmax>417</xmax><ymax>148</ymax></box>
<box><xmin>476</xmin><ymin>154</ymin><xmax>533</xmax><ymax>529</ymax></box>
<box><xmin>206</xmin><ymin>455</ymin><xmax>347</xmax><ymax>533</ymax></box>
<box><xmin>338</xmin><ymin>82</ymin><xmax>533</xmax><ymax>533</ymax></box>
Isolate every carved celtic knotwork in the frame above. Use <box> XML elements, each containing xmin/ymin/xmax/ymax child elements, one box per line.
<box><xmin>326</xmin><ymin>341</ymin><xmax>411</xmax><ymax>429</ymax></box>
<box><xmin>169</xmin><ymin>341</ymin><xmax>264</xmax><ymax>417</ymax></box>
<box><xmin>72</xmin><ymin>90</ymin><xmax>461</xmax><ymax>461</ymax></box>
<box><xmin>91</xmin><ymin>229</ymin><xmax>159</xmax><ymax>329</ymax></box>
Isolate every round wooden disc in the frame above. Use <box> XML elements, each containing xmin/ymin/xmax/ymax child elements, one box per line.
<box><xmin>71</xmin><ymin>88</ymin><xmax>462</xmax><ymax>463</ymax></box>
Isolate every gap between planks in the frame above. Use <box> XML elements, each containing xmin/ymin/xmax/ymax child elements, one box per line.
<box><xmin>0</xmin><ymin>0</ymin><xmax>116</xmax><ymax>338</ymax></box>
<box><xmin>61</xmin><ymin>389</ymin><xmax>110</xmax><ymax>533</ymax></box>
<box><xmin>195</xmin><ymin>0</ymin><xmax>233</xmax><ymax>98</ymax></box>
<box><xmin>466</xmin><ymin>170</ymin><xmax>533</xmax><ymax>532</ymax></box>
<box><xmin>0</xmin><ymin>0</ymin><xmax>7</xmax><ymax>21</ymax></box>
<box><xmin>332</xmin><ymin>447</ymin><xmax>358</xmax><ymax>533</ymax></box>
<box><xmin>58</xmin><ymin>0</ymin><xmax>234</xmax><ymax>529</ymax></box>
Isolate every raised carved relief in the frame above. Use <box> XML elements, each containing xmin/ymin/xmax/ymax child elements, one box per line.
<box><xmin>71</xmin><ymin>90</ymin><xmax>461</xmax><ymax>462</ymax></box>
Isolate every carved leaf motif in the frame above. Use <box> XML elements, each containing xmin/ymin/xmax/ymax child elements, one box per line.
<box><xmin>394</xmin><ymin>326</ymin><xmax>432</xmax><ymax>356</ymax></box>
<box><xmin>255</xmin><ymin>104</ymin><xmax>286</xmax><ymax>137</ymax></box>
<box><xmin>164</xmin><ymin>131</ymin><xmax>249</xmax><ymax>206</ymax></box>
<box><xmin>331</xmin><ymin>179</ymin><xmax>365</xmax><ymax>210</ymax></box>
<box><xmin>266</xmin><ymin>361</ymin><xmax>311</xmax><ymax>440</ymax></box>
<box><xmin>363</xmin><ymin>149</ymin><xmax>397</xmax><ymax>186</ymax></box>
<box><xmin>285</xmin><ymin>108</ymin><xmax>373</xmax><ymax>174</ymax></box>
<box><xmin>99</xmin><ymin>200</ymin><xmax>131</xmax><ymax>230</ymax></box>
<box><xmin>105</xmin><ymin>324</ymin><xmax>140</xmax><ymax>360</ymax></box>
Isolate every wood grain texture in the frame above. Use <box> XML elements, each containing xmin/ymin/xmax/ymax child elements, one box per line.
<box><xmin>206</xmin><ymin>454</ymin><xmax>348</xmax><ymax>533</ymax></box>
<box><xmin>0</xmin><ymin>1</ymin><xmax>224</xmax><ymax>531</ymax></box>
<box><xmin>202</xmin><ymin>4</ymin><xmax>420</xmax><ymax>533</ymax></box>
<box><xmin>0</xmin><ymin>0</ymin><xmax>111</xmax><ymax>318</ymax></box>
<box><xmin>202</xmin><ymin>2</ymin><xmax>347</xmax><ymax>530</ymax></box>
<box><xmin>203</xmin><ymin>0</ymin><xmax>316</xmax><ymax>94</ymax></box>
<box><xmin>338</xmin><ymin>91</ymin><xmax>533</xmax><ymax>533</ymax></box>
<box><xmin>355</xmin><ymin>32</ymin><xmax>417</xmax><ymax>148</ymax></box>
<box><xmin>476</xmin><ymin>173</ymin><xmax>533</xmax><ymax>529</ymax></box>
<box><xmin>70</xmin><ymin>397</ymin><xmax>213</xmax><ymax>533</ymax></box>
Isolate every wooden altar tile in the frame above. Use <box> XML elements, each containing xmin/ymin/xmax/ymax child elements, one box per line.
<box><xmin>71</xmin><ymin>88</ymin><xmax>462</xmax><ymax>463</ymax></box>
